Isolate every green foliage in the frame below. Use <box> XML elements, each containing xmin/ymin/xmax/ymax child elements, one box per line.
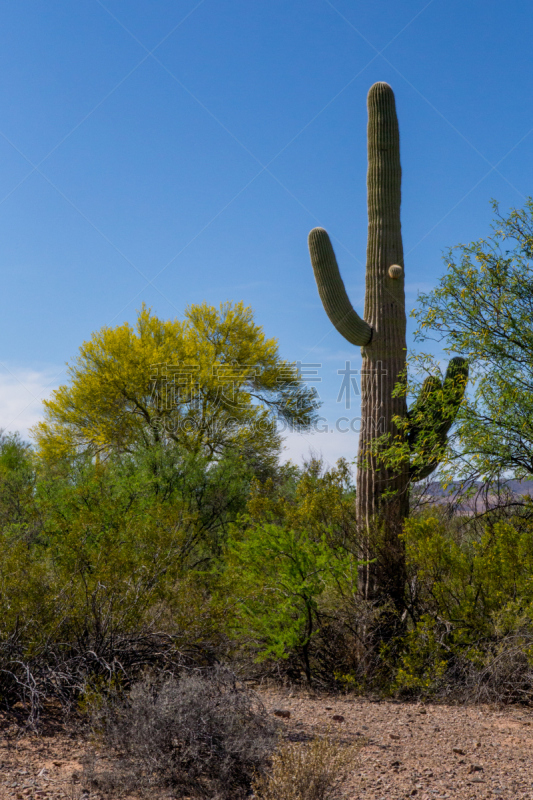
<box><xmin>221</xmin><ymin>459</ymin><xmax>362</xmax><ymax>682</ymax></box>
<box><xmin>388</xmin><ymin>511</ymin><xmax>533</xmax><ymax>698</ymax></box>
<box><xmin>245</xmin><ymin>457</ymin><xmax>356</xmax><ymax>546</ymax></box>
<box><xmin>0</xmin><ymin>444</ymin><xmax>254</xmax><ymax>715</ymax></box>
<box><xmin>413</xmin><ymin>198</ymin><xmax>533</xmax><ymax>482</ymax></box>
<box><xmin>369</xmin><ymin>355</ymin><xmax>469</xmax><ymax>485</ymax></box>
<box><xmin>226</xmin><ymin>523</ymin><xmax>350</xmax><ymax>681</ymax></box>
<box><xmin>404</xmin><ymin>514</ymin><xmax>533</xmax><ymax>630</ymax></box>
<box><xmin>32</xmin><ymin>302</ymin><xmax>319</xmax><ymax>471</ymax></box>
<box><xmin>388</xmin><ymin>615</ymin><xmax>449</xmax><ymax>695</ymax></box>
<box><xmin>0</xmin><ymin>430</ymin><xmax>37</xmax><ymax>530</ymax></box>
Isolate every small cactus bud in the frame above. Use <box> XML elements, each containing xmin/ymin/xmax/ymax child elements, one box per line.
<box><xmin>388</xmin><ymin>264</ymin><xmax>403</xmax><ymax>279</ymax></box>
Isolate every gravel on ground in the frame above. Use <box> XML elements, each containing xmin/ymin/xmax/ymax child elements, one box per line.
<box><xmin>1</xmin><ymin>689</ymin><xmax>533</xmax><ymax>799</ymax></box>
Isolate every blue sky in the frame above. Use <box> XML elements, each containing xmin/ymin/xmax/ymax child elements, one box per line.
<box><xmin>1</xmin><ymin>0</ymin><xmax>532</xmax><ymax>469</ymax></box>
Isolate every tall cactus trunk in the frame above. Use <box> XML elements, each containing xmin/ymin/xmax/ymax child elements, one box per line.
<box><xmin>356</xmin><ymin>83</ymin><xmax>408</xmax><ymax>613</ymax></box>
<box><xmin>308</xmin><ymin>81</ymin><xmax>467</xmax><ymax>654</ymax></box>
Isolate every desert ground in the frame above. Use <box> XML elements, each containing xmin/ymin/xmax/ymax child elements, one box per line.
<box><xmin>1</xmin><ymin>688</ymin><xmax>533</xmax><ymax>800</ymax></box>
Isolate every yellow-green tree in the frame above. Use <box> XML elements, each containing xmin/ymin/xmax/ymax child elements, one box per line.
<box><xmin>32</xmin><ymin>302</ymin><xmax>318</xmax><ymax>466</ymax></box>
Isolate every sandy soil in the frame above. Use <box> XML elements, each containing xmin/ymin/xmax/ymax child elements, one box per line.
<box><xmin>1</xmin><ymin>690</ymin><xmax>533</xmax><ymax>799</ymax></box>
<box><xmin>260</xmin><ymin>688</ymin><xmax>533</xmax><ymax>799</ymax></box>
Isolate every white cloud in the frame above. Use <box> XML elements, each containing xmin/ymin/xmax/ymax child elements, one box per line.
<box><xmin>0</xmin><ymin>365</ymin><xmax>64</xmax><ymax>443</ymax></box>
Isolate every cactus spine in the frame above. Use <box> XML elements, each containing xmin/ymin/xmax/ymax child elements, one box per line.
<box><xmin>308</xmin><ymin>82</ymin><xmax>467</xmax><ymax>615</ymax></box>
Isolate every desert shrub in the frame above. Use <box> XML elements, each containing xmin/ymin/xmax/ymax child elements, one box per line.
<box><xmin>224</xmin><ymin>521</ymin><xmax>358</xmax><ymax>684</ymax></box>
<box><xmin>0</xmin><ymin>445</ymin><xmax>248</xmax><ymax>722</ymax></box>
<box><xmin>388</xmin><ymin>510</ymin><xmax>533</xmax><ymax>702</ymax></box>
<box><xmin>403</xmin><ymin>512</ymin><xmax>533</xmax><ymax>632</ymax></box>
<box><xmin>220</xmin><ymin>459</ymin><xmax>363</xmax><ymax>685</ymax></box>
<box><xmin>252</xmin><ymin>733</ymin><xmax>361</xmax><ymax>800</ymax></box>
<box><xmin>0</xmin><ymin>512</ymin><xmax>210</xmax><ymax>722</ymax></box>
<box><xmin>461</xmin><ymin>628</ymin><xmax>533</xmax><ymax>704</ymax></box>
<box><xmin>385</xmin><ymin>615</ymin><xmax>456</xmax><ymax>698</ymax></box>
<box><xmin>84</xmin><ymin>668</ymin><xmax>277</xmax><ymax>799</ymax></box>
<box><xmin>387</xmin><ymin>616</ymin><xmax>533</xmax><ymax>704</ymax></box>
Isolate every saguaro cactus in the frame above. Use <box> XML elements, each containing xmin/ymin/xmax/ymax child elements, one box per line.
<box><xmin>308</xmin><ymin>82</ymin><xmax>467</xmax><ymax>615</ymax></box>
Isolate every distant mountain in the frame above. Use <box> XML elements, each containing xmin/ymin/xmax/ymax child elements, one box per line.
<box><xmin>413</xmin><ymin>478</ymin><xmax>533</xmax><ymax>515</ymax></box>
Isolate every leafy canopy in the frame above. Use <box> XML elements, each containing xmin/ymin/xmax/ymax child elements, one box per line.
<box><xmin>412</xmin><ymin>199</ymin><xmax>533</xmax><ymax>482</ymax></box>
<box><xmin>221</xmin><ymin>459</ymin><xmax>361</xmax><ymax>682</ymax></box>
<box><xmin>32</xmin><ymin>301</ymin><xmax>319</xmax><ymax>466</ymax></box>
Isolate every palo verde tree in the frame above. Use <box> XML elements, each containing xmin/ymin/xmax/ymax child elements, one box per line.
<box><xmin>307</xmin><ymin>83</ymin><xmax>467</xmax><ymax>615</ymax></box>
<box><xmin>413</xmin><ymin>199</ymin><xmax>533</xmax><ymax>487</ymax></box>
<box><xmin>32</xmin><ymin>301</ymin><xmax>319</xmax><ymax>472</ymax></box>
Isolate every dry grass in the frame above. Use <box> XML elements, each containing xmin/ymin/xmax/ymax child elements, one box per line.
<box><xmin>252</xmin><ymin>733</ymin><xmax>362</xmax><ymax>800</ymax></box>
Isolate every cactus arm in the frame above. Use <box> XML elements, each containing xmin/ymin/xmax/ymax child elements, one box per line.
<box><xmin>411</xmin><ymin>461</ymin><xmax>438</xmax><ymax>481</ymax></box>
<box><xmin>308</xmin><ymin>227</ymin><xmax>372</xmax><ymax>347</ymax></box>
<box><xmin>409</xmin><ymin>357</ymin><xmax>469</xmax><ymax>482</ymax></box>
<box><xmin>407</xmin><ymin>375</ymin><xmax>443</xmax><ymax>482</ymax></box>
<box><xmin>407</xmin><ymin>375</ymin><xmax>442</xmax><ymax>451</ymax></box>
<box><xmin>439</xmin><ymin>357</ymin><xmax>469</xmax><ymax>438</ymax></box>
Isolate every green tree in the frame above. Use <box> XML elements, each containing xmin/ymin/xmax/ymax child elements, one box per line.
<box><xmin>32</xmin><ymin>302</ymin><xmax>318</xmax><ymax>471</ymax></box>
<box><xmin>222</xmin><ymin>459</ymin><xmax>362</xmax><ymax>683</ymax></box>
<box><xmin>413</xmin><ymin>199</ymin><xmax>533</xmax><ymax>484</ymax></box>
<box><xmin>0</xmin><ymin>430</ymin><xmax>37</xmax><ymax>531</ymax></box>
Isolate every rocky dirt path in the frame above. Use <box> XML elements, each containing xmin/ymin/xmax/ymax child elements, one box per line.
<box><xmin>260</xmin><ymin>687</ymin><xmax>533</xmax><ymax>799</ymax></box>
<box><xmin>0</xmin><ymin>716</ymin><xmax>85</xmax><ymax>800</ymax></box>
<box><xmin>1</xmin><ymin>690</ymin><xmax>533</xmax><ymax>799</ymax></box>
